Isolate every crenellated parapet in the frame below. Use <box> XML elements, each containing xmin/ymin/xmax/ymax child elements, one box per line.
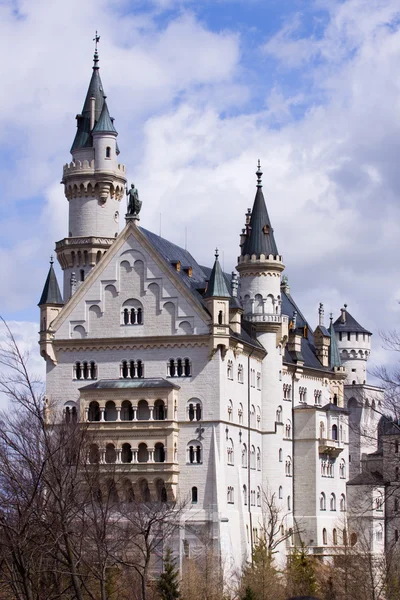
<box><xmin>55</xmin><ymin>236</ymin><xmax>114</xmax><ymax>271</ymax></box>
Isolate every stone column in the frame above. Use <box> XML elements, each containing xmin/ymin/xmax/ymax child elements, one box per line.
<box><xmin>100</xmin><ymin>448</ymin><xmax>105</xmax><ymax>464</ymax></box>
<box><xmin>116</xmin><ymin>406</ymin><xmax>121</xmax><ymax>422</ymax></box>
<box><xmin>84</xmin><ymin>406</ymin><xmax>89</xmax><ymax>422</ymax></box>
<box><xmin>132</xmin><ymin>407</ymin><xmax>137</xmax><ymax>421</ymax></box>
<box><xmin>149</xmin><ymin>448</ymin><xmax>155</xmax><ymax>463</ymax></box>
<box><xmin>149</xmin><ymin>406</ymin><xmax>154</xmax><ymax>421</ymax></box>
<box><xmin>100</xmin><ymin>407</ymin><xmax>105</xmax><ymax>422</ymax></box>
<box><xmin>132</xmin><ymin>449</ymin><xmax>138</xmax><ymax>463</ymax></box>
<box><xmin>116</xmin><ymin>448</ymin><xmax>122</xmax><ymax>464</ymax></box>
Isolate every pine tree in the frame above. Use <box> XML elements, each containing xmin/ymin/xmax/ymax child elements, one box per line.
<box><xmin>285</xmin><ymin>543</ymin><xmax>318</xmax><ymax>598</ymax></box>
<box><xmin>157</xmin><ymin>548</ymin><xmax>181</xmax><ymax>600</ymax></box>
<box><xmin>242</xmin><ymin>585</ymin><xmax>258</xmax><ymax>600</ymax></box>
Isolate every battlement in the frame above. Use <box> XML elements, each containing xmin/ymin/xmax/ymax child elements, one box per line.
<box><xmin>237</xmin><ymin>253</ymin><xmax>284</xmax><ymax>265</ymax></box>
<box><xmin>63</xmin><ymin>160</ymin><xmax>126</xmax><ymax>176</ymax></box>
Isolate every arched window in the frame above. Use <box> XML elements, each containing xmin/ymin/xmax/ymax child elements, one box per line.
<box><xmin>154</xmin><ymin>443</ymin><xmax>165</xmax><ymax>463</ymax></box>
<box><xmin>155</xmin><ymin>479</ymin><xmax>167</xmax><ymax>503</ymax></box>
<box><xmin>227</xmin><ymin>486</ymin><xmax>234</xmax><ymax>504</ymax></box>
<box><xmin>106</xmin><ymin>146</ymin><xmax>111</xmax><ymax>158</ymax></box>
<box><xmin>139</xmin><ymin>479</ymin><xmax>151</xmax><ymax>502</ymax></box>
<box><xmin>121</xmin><ymin>299</ymin><xmax>144</xmax><ymax>326</ymax></box>
<box><xmin>168</xmin><ymin>358</ymin><xmax>191</xmax><ymax>377</ymax></box>
<box><xmin>122</xmin><ymin>479</ymin><xmax>135</xmax><ymax>502</ymax></box>
<box><xmin>256</xmin><ymin>447</ymin><xmax>261</xmax><ymax>470</ymax></box>
<box><xmin>242</xmin><ymin>444</ymin><xmax>247</xmax><ymax>468</ymax></box>
<box><xmin>279</xmin><ymin>486</ymin><xmax>283</xmax><ymax>499</ymax></box>
<box><xmin>343</xmin><ymin>529</ymin><xmax>348</xmax><ymax>545</ymax></box>
<box><xmin>340</xmin><ymin>494</ymin><xmax>346</xmax><ymax>512</ymax></box>
<box><xmin>250</xmin><ymin>405</ymin><xmax>256</xmax><ymax>428</ymax></box>
<box><xmin>238</xmin><ymin>364</ymin><xmax>244</xmax><ymax>383</ymax></box>
<box><xmin>322</xmin><ymin>528</ymin><xmax>327</xmax><ymax>545</ymax></box>
<box><xmin>279</xmin><ymin>448</ymin><xmax>283</xmax><ymax>462</ymax></box>
<box><xmin>154</xmin><ymin>399</ymin><xmax>166</xmax><ymax>420</ymax></box>
<box><xmin>121</xmin><ymin>400</ymin><xmax>133</xmax><ymax>421</ymax></box>
<box><xmin>285</xmin><ymin>420</ymin><xmax>291</xmax><ymax>438</ymax></box>
<box><xmin>64</xmin><ymin>402</ymin><xmax>78</xmax><ymax>423</ymax></box>
<box><xmin>285</xmin><ymin>457</ymin><xmax>292</xmax><ymax>477</ymax></box>
<box><xmin>192</xmin><ymin>486</ymin><xmax>198</xmax><ymax>503</ymax></box>
<box><xmin>257</xmin><ymin>487</ymin><xmax>261</xmax><ymax>506</ymax></box>
<box><xmin>105</xmin><ymin>401</ymin><xmax>117</xmax><ymax>421</ymax></box>
<box><xmin>89</xmin><ymin>444</ymin><xmax>100</xmax><ymax>464</ymax></box>
<box><xmin>238</xmin><ymin>403</ymin><xmax>243</xmax><ymax>424</ymax></box>
<box><xmin>227</xmin><ymin>439</ymin><xmax>234</xmax><ymax>465</ymax></box>
<box><xmin>137</xmin><ymin>399</ymin><xmax>150</xmax><ymax>420</ymax></box>
<box><xmin>333</xmin><ymin>528</ymin><xmax>338</xmax><ymax>545</ymax></box>
<box><xmin>330</xmin><ymin>493</ymin><xmax>336</xmax><ymax>511</ymax></box>
<box><xmin>227</xmin><ymin>360</ymin><xmax>233</xmax><ymax>380</ymax></box>
<box><xmin>243</xmin><ymin>485</ymin><xmax>247</xmax><ymax>505</ymax></box>
<box><xmin>319</xmin><ymin>421</ymin><xmax>325</xmax><ymax>439</ymax></box>
<box><xmin>121</xmin><ymin>443</ymin><xmax>132</xmax><ymax>463</ymax></box>
<box><xmin>228</xmin><ymin>399</ymin><xmax>233</xmax><ymax>421</ymax></box>
<box><xmin>138</xmin><ymin>443</ymin><xmax>149</xmax><ymax>463</ymax></box>
<box><xmin>320</xmin><ymin>492</ymin><xmax>326</xmax><ymax>511</ymax></box>
<box><xmin>88</xmin><ymin>401</ymin><xmax>100</xmax><ymax>422</ymax></box>
<box><xmin>332</xmin><ymin>424</ymin><xmax>338</xmax><ymax>440</ymax></box>
<box><xmin>187</xmin><ymin>399</ymin><xmax>202</xmax><ymax>421</ymax></box>
<box><xmin>287</xmin><ymin>495</ymin><xmax>291</xmax><ymax>511</ymax></box>
<box><xmin>74</xmin><ymin>361</ymin><xmax>97</xmax><ymax>380</ymax></box>
<box><xmin>218</xmin><ymin>310</ymin><xmax>223</xmax><ymax>325</ymax></box>
<box><xmin>187</xmin><ymin>441</ymin><xmax>202</xmax><ymax>464</ymax></box>
<box><xmin>250</xmin><ymin>446</ymin><xmax>256</xmax><ymax>469</ymax></box>
<box><xmin>339</xmin><ymin>459</ymin><xmax>346</xmax><ymax>478</ymax></box>
<box><xmin>276</xmin><ymin>406</ymin><xmax>282</xmax><ymax>423</ymax></box>
<box><xmin>105</xmin><ymin>443</ymin><xmax>116</xmax><ymax>464</ymax></box>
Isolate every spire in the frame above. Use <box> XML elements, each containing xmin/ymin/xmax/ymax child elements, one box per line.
<box><xmin>92</xmin><ymin>97</ymin><xmax>117</xmax><ymax>134</ymax></box>
<box><xmin>329</xmin><ymin>314</ymin><xmax>342</xmax><ymax>369</ymax></box>
<box><xmin>241</xmin><ymin>161</ymin><xmax>279</xmax><ymax>258</ymax></box>
<box><xmin>38</xmin><ymin>258</ymin><xmax>64</xmax><ymax>306</ymax></box>
<box><xmin>204</xmin><ymin>249</ymin><xmax>231</xmax><ymax>298</ymax></box>
<box><xmin>71</xmin><ymin>36</ymin><xmax>106</xmax><ymax>152</ymax></box>
<box><xmin>333</xmin><ymin>305</ymin><xmax>372</xmax><ymax>335</ymax></box>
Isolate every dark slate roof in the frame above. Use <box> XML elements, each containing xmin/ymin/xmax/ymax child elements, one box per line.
<box><xmin>347</xmin><ymin>470</ymin><xmax>384</xmax><ymax>486</ymax></box>
<box><xmin>328</xmin><ymin>318</ymin><xmax>342</xmax><ymax>368</ymax></box>
<box><xmin>321</xmin><ymin>402</ymin><xmax>348</xmax><ymax>414</ymax></box>
<box><xmin>71</xmin><ymin>64</ymin><xmax>105</xmax><ymax>152</ymax></box>
<box><xmin>241</xmin><ymin>185</ymin><xmax>279</xmax><ymax>258</ymax></box>
<box><xmin>281</xmin><ymin>292</ymin><xmax>332</xmax><ymax>372</ymax></box>
<box><xmin>38</xmin><ymin>262</ymin><xmax>63</xmax><ymax>306</ymax></box>
<box><xmin>92</xmin><ymin>99</ymin><xmax>117</xmax><ymax>134</ymax></box>
<box><xmin>333</xmin><ymin>308</ymin><xmax>372</xmax><ymax>335</ymax></box>
<box><xmin>79</xmin><ymin>378</ymin><xmax>180</xmax><ymax>391</ymax></box>
<box><xmin>318</xmin><ymin>326</ymin><xmax>330</xmax><ymax>337</ymax></box>
<box><xmin>204</xmin><ymin>254</ymin><xmax>231</xmax><ymax>298</ymax></box>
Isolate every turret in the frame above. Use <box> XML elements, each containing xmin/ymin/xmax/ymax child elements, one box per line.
<box><xmin>333</xmin><ymin>305</ymin><xmax>372</xmax><ymax>384</ymax></box>
<box><xmin>56</xmin><ymin>40</ymin><xmax>127</xmax><ymax>300</ymax></box>
<box><xmin>236</xmin><ymin>161</ymin><xmax>285</xmax><ymax>331</ymax></box>
<box><xmin>203</xmin><ymin>250</ymin><xmax>231</xmax><ymax>356</ymax></box>
<box><xmin>38</xmin><ymin>258</ymin><xmax>64</xmax><ymax>361</ymax></box>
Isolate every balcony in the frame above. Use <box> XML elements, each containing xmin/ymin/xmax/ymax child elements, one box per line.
<box><xmin>243</xmin><ymin>313</ymin><xmax>288</xmax><ymax>324</ymax></box>
<box><xmin>318</xmin><ymin>438</ymin><xmax>344</xmax><ymax>457</ymax></box>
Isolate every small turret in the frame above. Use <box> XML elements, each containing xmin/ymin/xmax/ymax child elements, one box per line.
<box><xmin>203</xmin><ymin>250</ymin><xmax>231</xmax><ymax>356</ymax></box>
<box><xmin>38</xmin><ymin>258</ymin><xmax>64</xmax><ymax>361</ymax></box>
<box><xmin>333</xmin><ymin>305</ymin><xmax>372</xmax><ymax>384</ymax></box>
<box><xmin>314</xmin><ymin>303</ymin><xmax>330</xmax><ymax>368</ymax></box>
<box><xmin>236</xmin><ymin>161</ymin><xmax>284</xmax><ymax>327</ymax></box>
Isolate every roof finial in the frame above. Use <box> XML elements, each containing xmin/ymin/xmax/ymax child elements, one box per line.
<box><xmin>344</xmin><ymin>303</ymin><xmax>348</xmax><ymax>309</ymax></box>
<box><xmin>256</xmin><ymin>159</ymin><xmax>263</xmax><ymax>188</ymax></box>
<box><xmin>215</xmin><ymin>248</ymin><xmax>219</xmax><ymax>260</ymax></box>
<box><xmin>50</xmin><ymin>255</ymin><xmax>54</xmax><ymax>266</ymax></box>
<box><xmin>93</xmin><ymin>31</ymin><xmax>100</xmax><ymax>68</ymax></box>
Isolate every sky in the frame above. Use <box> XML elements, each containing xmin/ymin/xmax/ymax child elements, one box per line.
<box><xmin>0</xmin><ymin>0</ymin><xmax>400</xmax><ymax>380</ymax></box>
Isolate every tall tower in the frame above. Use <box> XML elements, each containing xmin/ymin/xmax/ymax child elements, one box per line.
<box><xmin>333</xmin><ymin>305</ymin><xmax>371</xmax><ymax>385</ymax></box>
<box><xmin>236</xmin><ymin>161</ymin><xmax>286</xmax><ymax>429</ymax></box>
<box><xmin>56</xmin><ymin>42</ymin><xmax>127</xmax><ymax>300</ymax></box>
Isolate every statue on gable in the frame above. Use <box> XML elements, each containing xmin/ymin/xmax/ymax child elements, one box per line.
<box><xmin>126</xmin><ymin>183</ymin><xmax>142</xmax><ymax>219</ymax></box>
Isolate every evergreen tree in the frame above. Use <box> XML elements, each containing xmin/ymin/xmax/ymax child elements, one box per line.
<box><xmin>240</xmin><ymin>539</ymin><xmax>285</xmax><ymax>600</ymax></box>
<box><xmin>241</xmin><ymin>585</ymin><xmax>258</xmax><ymax>600</ymax></box>
<box><xmin>285</xmin><ymin>543</ymin><xmax>318</xmax><ymax>598</ymax></box>
<box><xmin>157</xmin><ymin>548</ymin><xmax>181</xmax><ymax>600</ymax></box>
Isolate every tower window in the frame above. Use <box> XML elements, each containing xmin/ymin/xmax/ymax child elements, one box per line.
<box><xmin>80</xmin><ymin>269</ymin><xmax>85</xmax><ymax>282</ymax></box>
<box><xmin>106</xmin><ymin>146</ymin><xmax>111</xmax><ymax>158</ymax></box>
<box><xmin>192</xmin><ymin>486</ymin><xmax>198</xmax><ymax>503</ymax></box>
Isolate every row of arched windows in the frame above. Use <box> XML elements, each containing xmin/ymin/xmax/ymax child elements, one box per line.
<box><xmin>320</xmin><ymin>492</ymin><xmax>346</xmax><ymax>512</ymax></box>
<box><xmin>122</xmin><ymin>307</ymin><xmax>143</xmax><ymax>325</ymax></box>
<box><xmin>120</xmin><ymin>360</ymin><xmax>144</xmax><ymax>379</ymax></box>
<box><xmin>74</xmin><ymin>361</ymin><xmax>97</xmax><ymax>380</ymax></box>
<box><xmin>95</xmin><ymin>477</ymin><xmax>168</xmax><ymax>503</ymax></box>
<box><xmin>319</xmin><ymin>422</ymin><xmax>343</xmax><ymax>442</ymax></box>
<box><xmin>242</xmin><ymin>485</ymin><xmax>262</xmax><ymax>507</ymax></box>
<box><xmin>227</xmin><ymin>401</ymin><xmax>261</xmax><ymax>427</ymax></box>
<box><xmin>240</xmin><ymin>444</ymin><xmax>261</xmax><ymax>470</ymax></box>
<box><xmin>89</xmin><ymin>442</ymin><xmax>166</xmax><ymax>464</ymax></box>
<box><xmin>167</xmin><ymin>358</ymin><xmax>191</xmax><ymax>378</ymax></box>
<box><xmin>87</xmin><ymin>399</ymin><xmax>166</xmax><ymax>422</ymax></box>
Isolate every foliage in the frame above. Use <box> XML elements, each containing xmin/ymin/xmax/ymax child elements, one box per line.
<box><xmin>157</xmin><ymin>548</ymin><xmax>180</xmax><ymax>600</ymax></box>
<box><xmin>285</xmin><ymin>544</ymin><xmax>318</xmax><ymax>599</ymax></box>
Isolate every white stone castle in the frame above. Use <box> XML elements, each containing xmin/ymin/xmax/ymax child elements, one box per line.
<box><xmin>38</xmin><ymin>48</ymin><xmax>386</xmax><ymax>570</ymax></box>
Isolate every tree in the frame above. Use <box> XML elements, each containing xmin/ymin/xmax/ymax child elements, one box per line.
<box><xmin>285</xmin><ymin>544</ymin><xmax>318</xmax><ymax>599</ymax></box>
<box><xmin>240</xmin><ymin>538</ymin><xmax>284</xmax><ymax>600</ymax></box>
<box><xmin>156</xmin><ymin>548</ymin><xmax>180</xmax><ymax>600</ymax></box>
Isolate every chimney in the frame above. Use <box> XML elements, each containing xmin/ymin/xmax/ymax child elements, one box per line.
<box><xmin>340</xmin><ymin>306</ymin><xmax>346</xmax><ymax>324</ymax></box>
<box><xmin>240</xmin><ymin>228</ymin><xmax>246</xmax><ymax>247</ymax></box>
<box><xmin>90</xmin><ymin>96</ymin><xmax>96</xmax><ymax>131</ymax></box>
<box><xmin>319</xmin><ymin>303</ymin><xmax>324</xmax><ymax>327</ymax></box>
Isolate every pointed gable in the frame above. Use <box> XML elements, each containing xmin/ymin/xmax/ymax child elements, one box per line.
<box><xmin>92</xmin><ymin>99</ymin><xmax>117</xmax><ymax>134</ymax></box>
<box><xmin>204</xmin><ymin>251</ymin><xmax>231</xmax><ymax>298</ymax></box>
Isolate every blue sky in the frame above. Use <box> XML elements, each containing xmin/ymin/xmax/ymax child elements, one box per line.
<box><xmin>1</xmin><ymin>0</ymin><xmax>400</xmax><ymax>375</ymax></box>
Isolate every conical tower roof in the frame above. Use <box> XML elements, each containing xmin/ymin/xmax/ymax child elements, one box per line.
<box><xmin>38</xmin><ymin>259</ymin><xmax>64</xmax><ymax>306</ymax></box>
<box><xmin>329</xmin><ymin>315</ymin><xmax>342</xmax><ymax>369</ymax></box>
<box><xmin>333</xmin><ymin>305</ymin><xmax>372</xmax><ymax>335</ymax></box>
<box><xmin>92</xmin><ymin>97</ymin><xmax>117</xmax><ymax>134</ymax></box>
<box><xmin>241</xmin><ymin>161</ymin><xmax>279</xmax><ymax>258</ymax></box>
<box><xmin>71</xmin><ymin>49</ymin><xmax>106</xmax><ymax>152</ymax></box>
<box><xmin>204</xmin><ymin>250</ymin><xmax>231</xmax><ymax>298</ymax></box>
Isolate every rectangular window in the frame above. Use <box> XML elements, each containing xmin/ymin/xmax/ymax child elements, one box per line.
<box><xmin>347</xmin><ymin>332</ymin><xmax>351</xmax><ymax>341</ymax></box>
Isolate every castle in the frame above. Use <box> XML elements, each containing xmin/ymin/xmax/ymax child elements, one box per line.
<box><xmin>38</xmin><ymin>48</ymin><xmax>387</xmax><ymax>570</ymax></box>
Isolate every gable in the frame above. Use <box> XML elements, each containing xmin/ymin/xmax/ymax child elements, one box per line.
<box><xmin>53</xmin><ymin>223</ymin><xmax>211</xmax><ymax>340</ymax></box>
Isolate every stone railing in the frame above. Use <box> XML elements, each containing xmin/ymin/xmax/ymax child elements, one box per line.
<box><xmin>56</xmin><ymin>237</ymin><xmax>115</xmax><ymax>249</ymax></box>
<box><xmin>243</xmin><ymin>313</ymin><xmax>289</xmax><ymax>324</ymax></box>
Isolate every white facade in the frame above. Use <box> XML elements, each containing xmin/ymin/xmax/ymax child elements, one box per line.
<box><xmin>38</xmin><ymin>55</ymin><xmax>384</xmax><ymax>572</ymax></box>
